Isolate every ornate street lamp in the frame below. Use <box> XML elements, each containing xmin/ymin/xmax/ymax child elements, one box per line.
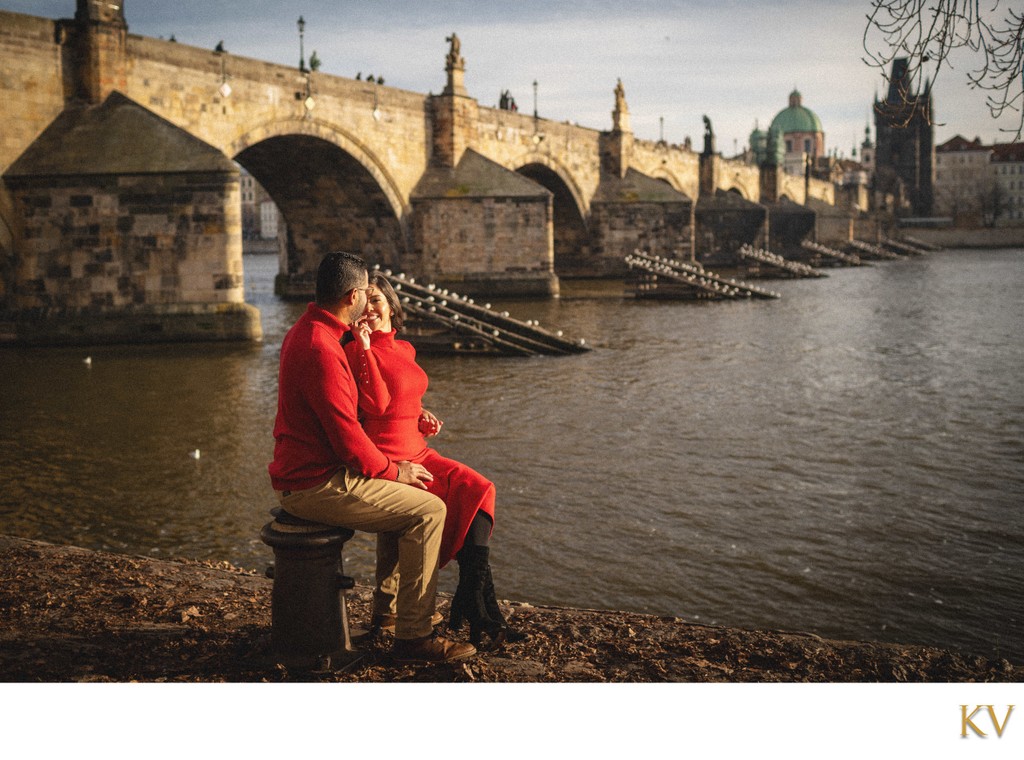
<box><xmin>532</xmin><ymin>79</ymin><xmax>538</xmax><ymax>119</ymax></box>
<box><xmin>297</xmin><ymin>16</ymin><xmax>307</xmax><ymax>72</ymax></box>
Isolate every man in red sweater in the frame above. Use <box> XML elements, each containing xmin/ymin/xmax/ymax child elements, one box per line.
<box><xmin>269</xmin><ymin>251</ymin><xmax>475</xmax><ymax>664</ymax></box>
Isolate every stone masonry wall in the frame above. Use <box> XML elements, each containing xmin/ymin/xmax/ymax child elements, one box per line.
<box><xmin>0</xmin><ymin>13</ymin><xmax>66</xmax><ymax>173</ymax></box>
<box><xmin>8</xmin><ymin>171</ymin><xmax>243</xmax><ymax>310</ymax></box>
<box><xmin>589</xmin><ymin>201</ymin><xmax>693</xmax><ymax>276</ymax></box>
<box><xmin>412</xmin><ymin>195</ymin><xmax>552</xmax><ymax>279</ymax></box>
<box><xmin>806</xmin><ymin>176</ymin><xmax>835</xmax><ymax>205</ymax></box>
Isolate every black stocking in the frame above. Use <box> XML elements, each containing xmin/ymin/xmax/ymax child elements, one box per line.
<box><xmin>464</xmin><ymin>511</ymin><xmax>493</xmax><ymax>547</ymax></box>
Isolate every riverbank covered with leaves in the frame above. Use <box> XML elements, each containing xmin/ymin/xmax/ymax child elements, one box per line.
<box><xmin>0</xmin><ymin>535</ymin><xmax>1016</xmax><ymax>683</ymax></box>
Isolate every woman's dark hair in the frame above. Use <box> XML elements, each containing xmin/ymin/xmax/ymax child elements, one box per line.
<box><xmin>369</xmin><ymin>272</ymin><xmax>406</xmax><ymax>332</ymax></box>
<box><xmin>315</xmin><ymin>251</ymin><xmax>366</xmax><ymax>306</ymax></box>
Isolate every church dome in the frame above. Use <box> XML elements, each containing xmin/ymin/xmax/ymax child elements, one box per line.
<box><xmin>769</xmin><ymin>90</ymin><xmax>823</xmax><ymax>135</ymax></box>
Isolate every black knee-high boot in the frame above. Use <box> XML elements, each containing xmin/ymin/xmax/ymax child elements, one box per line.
<box><xmin>449</xmin><ymin>545</ymin><xmax>503</xmax><ymax>648</ymax></box>
<box><xmin>481</xmin><ymin>561</ymin><xmax>527</xmax><ymax>643</ymax></box>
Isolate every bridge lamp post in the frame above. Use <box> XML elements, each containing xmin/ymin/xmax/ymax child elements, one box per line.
<box><xmin>295</xmin><ymin>16</ymin><xmax>315</xmax><ymax>112</ymax></box>
<box><xmin>530</xmin><ymin>80</ymin><xmax>545</xmax><ymax>144</ymax></box>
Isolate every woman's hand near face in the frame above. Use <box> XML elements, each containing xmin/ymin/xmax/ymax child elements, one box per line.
<box><xmin>355</xmin><ymin>317</ymin><xmax>372</xmax><ymax>350</ymax></box>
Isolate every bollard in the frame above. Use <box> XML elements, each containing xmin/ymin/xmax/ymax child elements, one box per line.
<box><xmin>260</xmin><ymin>507</ymin><xmax>362</xmax><ymax>671</ymax></box>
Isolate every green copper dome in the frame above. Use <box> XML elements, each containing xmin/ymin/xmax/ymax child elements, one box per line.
<box><xmin>769</xmin><ymin>90</ymin><xmax>823</xmax><ymax>135</ymax></box>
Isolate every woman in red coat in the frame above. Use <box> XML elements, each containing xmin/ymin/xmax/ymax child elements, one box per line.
<box><xmin>345</xmin><ymin>273</ymin><xmax>524</xmax><ymax>648</ymax></box>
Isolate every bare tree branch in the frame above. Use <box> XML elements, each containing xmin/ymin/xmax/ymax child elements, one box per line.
<box><xmin>864</xmin><ymin>0</ymin><xmax>1024</xmax><ymax>138</ymax></box>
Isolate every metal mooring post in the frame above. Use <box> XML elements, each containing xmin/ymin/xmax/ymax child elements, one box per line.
<box><xmin>260</xmin><ymin>507</ymin><xmax>362</xmax><ymax>671</ymax></box>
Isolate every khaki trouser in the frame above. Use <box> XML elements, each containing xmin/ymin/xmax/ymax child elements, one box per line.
<box><xmin>276</xmin><ymin>469</ymin><xmax>446</xmax><ymax>639</ymax></box>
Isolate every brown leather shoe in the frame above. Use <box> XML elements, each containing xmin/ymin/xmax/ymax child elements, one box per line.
<box><xmin>371</xmin><ymin>611</ymin><xmax>443</xmax><ymax>633</ymax></box>
<box><xmin>392</xmin><ymin>632</ymin><xmax>477</xmax><ymax>663</ymax></box>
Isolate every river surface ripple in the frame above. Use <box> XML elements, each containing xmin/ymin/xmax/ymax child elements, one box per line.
<box><xmin>1</xmin><ymin>249</ymin><xmax>1021</xmax><ymax>662</ymax></box>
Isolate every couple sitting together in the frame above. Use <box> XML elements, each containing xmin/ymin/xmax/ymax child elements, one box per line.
<box><xmin>268</xmin><ymin>251</ymin><xmax>524</xmax><ymax>663</ymax></box>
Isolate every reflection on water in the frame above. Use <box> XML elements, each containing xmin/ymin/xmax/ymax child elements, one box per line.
<box><xmin>1</xmin><ymin>250</ymin><xmax>1022</xmax><ymax>662</ymax></box>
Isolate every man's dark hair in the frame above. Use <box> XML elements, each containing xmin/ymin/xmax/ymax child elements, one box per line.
<box><xmin>315</xmin><ymin>251</ymin><xmax>367</xmax><ymax>306</ymax></box>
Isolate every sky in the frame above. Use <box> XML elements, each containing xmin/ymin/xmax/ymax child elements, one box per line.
<box><xmin>3</xmin><ymin>0</ymin><xmax>1020</xmax><ymax>157</ymax></box>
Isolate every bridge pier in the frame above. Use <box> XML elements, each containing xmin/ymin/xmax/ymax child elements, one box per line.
<box><xmin>2</xmin><ymin>92</ymin><xmax>261</xmax><ymax>345</ymax></box>
<box><xmin>695</xmin><ymin>193</ymin><xmax>769</xmax><ymax>269</ymax></box>
<box><xmin>410</xmin><ymin>149</ymin><xmax>559</xmax><ymax>298</ymax></box>
<box><xmin>588</xmin><ymin>169</ymin><xmax>695</xmax><ymax>276</ymax></box>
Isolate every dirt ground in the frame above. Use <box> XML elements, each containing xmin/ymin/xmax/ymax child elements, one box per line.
<box><xmin>0</xmin><ymin>535</ymin><xmax>1017</xmax><ymax>683</ymax></box>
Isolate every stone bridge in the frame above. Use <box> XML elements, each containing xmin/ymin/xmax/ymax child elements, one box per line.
<box><xmin>0</xmin><ymin>1</ymin><xmax>846</xmax><ymax>344</ymax></box>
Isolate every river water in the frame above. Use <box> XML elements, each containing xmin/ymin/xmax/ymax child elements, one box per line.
<box><xmin>1</xmin><ymin>249</ymin><xmax>1022</xmax><ymax>663</ymax></box>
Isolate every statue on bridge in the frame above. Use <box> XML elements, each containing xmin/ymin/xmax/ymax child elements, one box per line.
<box><xmin>614</xmin><ymin>79</ymin><xmax>626</xmax><ymax>113</ymax></box>
<box><xmin>443</xmin><ymin>32</ymin><xmax>467</xmax><ymax>96</ymax></box>
<box><xmin>612</xmin><ymin>78</ymin><xmax>631</xmax><ymax>132</ymax></box>
<box><xmin>702</xmin><ymin>115</ymin><xmax>716</xmax><ymax>156</ymax></box>
<box><xmin>446</xmin><ymin>33</ymin><xmax>464</xmax><ymax>68</ymax></box>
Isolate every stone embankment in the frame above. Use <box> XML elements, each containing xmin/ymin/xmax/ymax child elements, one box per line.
<box><xmin>0</xmin><ymin>535</ymin><xmax>1015</xmax><ymax>683</ymax></box>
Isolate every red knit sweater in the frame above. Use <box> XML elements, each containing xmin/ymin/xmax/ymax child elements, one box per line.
<box><xmin>268</xmin><ymin>303</ymin><xmax>398</xmax><ymax>491</ymax></box>
<box><xmin>345</xmin><ymin>329</ymin><xmax>429</xmax><ymax>460</ymax></box>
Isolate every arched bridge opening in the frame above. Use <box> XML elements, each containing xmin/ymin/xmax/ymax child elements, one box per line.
<box><xmin>233</xmin><ymin>135</ymin><xmax>405</xmax><ymax>297</ymax></box>
<box><xmin>515</xmin><ymin>163</ymin><xmax>588</xmax><ymax>276</ymax></box>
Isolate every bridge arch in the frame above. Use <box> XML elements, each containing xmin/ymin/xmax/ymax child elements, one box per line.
<box><xmin>510</xmin><ymin>154</ymin><xmax>589</xmax><ymax>275</ymax></box>
<box><xmin>229</xmin><ymin>119</ymin><xmax>410</xmax><ymax>287</ymax></box>
<box><xmin>227</xmin><ymin>118</ymin><xmax>407</xmax><ymax>219</ymax></box>
<box><xmin>508</xmin><ymin>154</ymin><xmax>587</xmax><ymax>219</ymax></box>
<box><xmin>649</xmin><ymin>168</ymin><xmax>687</xmax><ymax>195</ymax></box>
